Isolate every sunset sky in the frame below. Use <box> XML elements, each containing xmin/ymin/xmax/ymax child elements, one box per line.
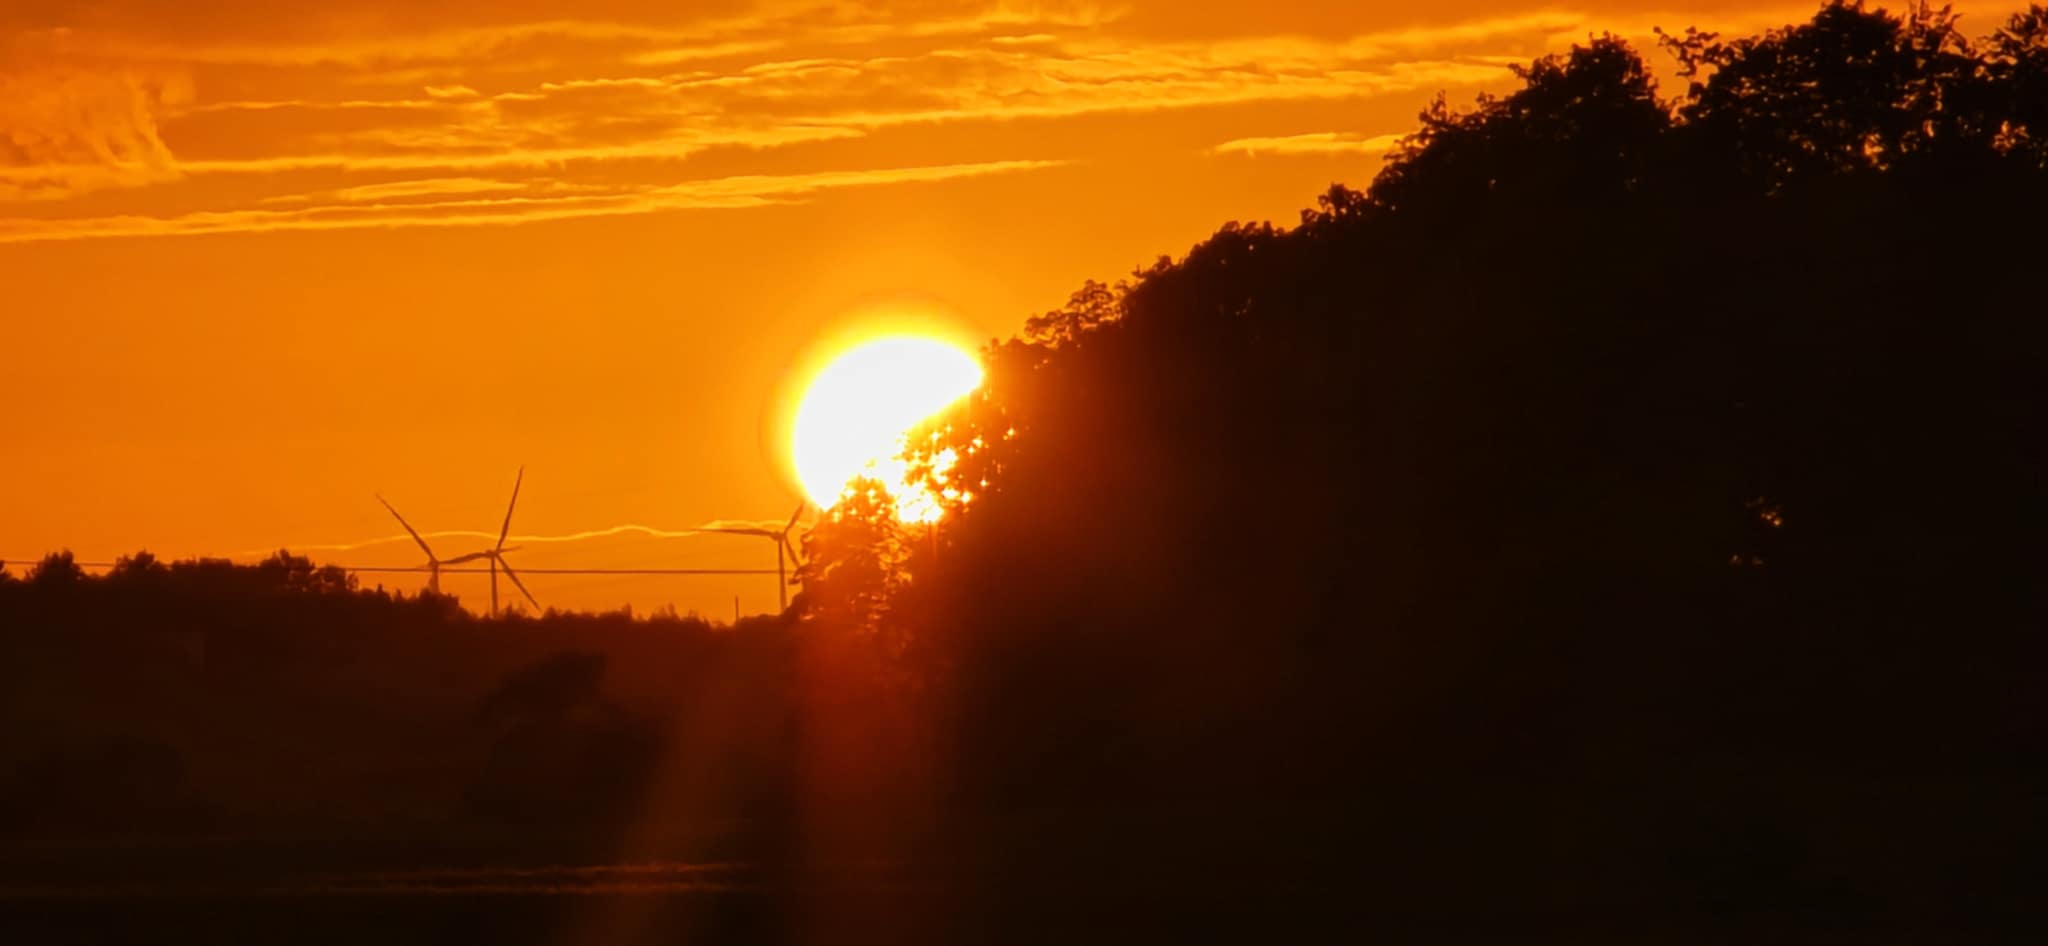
<box><xmin>1</xmin><ymin>0</ymin><xmax>1993</xmax><ymax>615</ymax></box>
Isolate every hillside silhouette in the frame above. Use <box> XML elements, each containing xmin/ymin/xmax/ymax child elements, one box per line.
<box><xmin>5</xmin><ymin>3</ymin><xmax>2046</xmax><ymax>942</ymax></box>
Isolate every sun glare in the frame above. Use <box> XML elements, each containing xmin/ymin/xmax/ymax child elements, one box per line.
<box><xmin>791</xmin><ymin>336</ymin><xmax>984</xmax><ymax>522</ymax></box>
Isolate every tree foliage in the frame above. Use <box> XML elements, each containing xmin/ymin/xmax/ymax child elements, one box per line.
<box><xmin>877</xmin><ymin>2</ymin><xmax>2046</xmax><ymax>824</ymax></box>
<box><xmin>794</xmin><ymin>477</ymin><xmax>910</xmax><ymax>642</ymax></box>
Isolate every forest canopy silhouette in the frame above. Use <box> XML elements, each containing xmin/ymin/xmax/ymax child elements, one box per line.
<box><xmin>3</xmin><ymin>2</ymin><xmax>2043</xmax><ymax>936</ymax></box>
<box><xmin>872</xmin><ymin>0</ymin><xmax>2043</xmax><ymax>785</ymax></box>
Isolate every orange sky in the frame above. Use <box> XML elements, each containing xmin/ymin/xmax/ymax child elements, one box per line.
<box><xmin>0</xmin><ymin>0</ymin><xmax>2002</xmax><ymax>616</ymax></box>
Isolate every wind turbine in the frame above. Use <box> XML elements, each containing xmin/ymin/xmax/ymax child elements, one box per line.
<box><xmin>703</xmin><ymin>501</ymin><xmax>808</xmax><ymax>612</ymax></box>
<box><xmin>444</xmin><ymin>466</ymin><xmax>539</xmax><ymax>617</ymax></box>
<box><xmin>376</xmin><ymin>494</ymin><xmax>451</xmax><ymax>595</ymax></box>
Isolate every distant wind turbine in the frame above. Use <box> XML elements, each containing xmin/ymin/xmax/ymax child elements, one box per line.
<box><xmin>703</xmin><ymin>501</ymin><xmax>807</xmax><ymax>612</ymax></box>
<box><xmin>376</xmin><ymin>494</ymin><xmax>450</xmax><ymax>595</ymax></box>
<box><xmin>443</xmin><ymin>467</ymin><xmax>539</xmax><ymax>617</ymax></box>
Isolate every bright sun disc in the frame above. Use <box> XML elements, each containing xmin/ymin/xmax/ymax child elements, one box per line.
<box><xmin>791</xmin><ymin>336</ymin><xmax>983</xmax><ymax>519</ymax></box>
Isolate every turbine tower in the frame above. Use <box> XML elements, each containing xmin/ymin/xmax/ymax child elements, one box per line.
<box><xmin>446</xmin><ymin>466</ymin><xmax>539</xmax><ymax>617</ymax></box>
<box><xmin>376</xmin><ymin>494</ymin><xmax>450</xmax><ymax>594</ymax></box>
<box><xmin>703</xmin><ymin>501</ymin><xmax>807</xmax><ymax>612</ymax></box>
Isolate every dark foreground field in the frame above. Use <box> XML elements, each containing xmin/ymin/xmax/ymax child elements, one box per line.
<box><xmin>3</xmin><ymin>790</ymin><xmax>2039</xmax><ymax>946</ymax></box>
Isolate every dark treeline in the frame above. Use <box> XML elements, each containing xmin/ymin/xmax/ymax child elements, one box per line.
<box><xmin>856</xmin><ymin>0</ymin><xmax>2047</xmax><ymax>931</ymax></box>
<box><xmin>6</xmin><ymin>2</ymin><xmax>2047</xmax><ymax>940</ymax></box>
<box><xmin>0</xmin><ymin>551</ymin><xmax>819</xmax><ymax>845</ymax></box>
<box><xmin>895</xmin><ymin>0</ymin><xmax>2048</xmax><ymax>790</ymax></box>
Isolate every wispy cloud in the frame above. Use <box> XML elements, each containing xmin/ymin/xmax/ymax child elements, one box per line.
<box><xmin>0</xmin><ymin>159</ymin><xmax>1066</xmax><ymax>242</ymax></box>
<box><xmin>1211</xmin><ymin>131</ymin><xmax>1405</xmax><ymax>158</ymax></box>
<box><xmin>0</xmin><ymin>2</ymin><xmax>1823</xmax><ymax>239</ymax></box>
<box><xmin>0</xmin><ymin>68</ymin><xmax>191</xmax><ymax>200</ymax></box>
<box><xmin>259</xmin><ymin>176</ymin><xmax>534</xmax><ymax>205</ymax></box>
<box><xmin>147</xmin><ymin>42</ymin><xmax>1505</xmax><ymax>184</ymax></box>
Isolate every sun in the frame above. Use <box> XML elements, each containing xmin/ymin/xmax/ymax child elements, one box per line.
<box><xmin>791</xmin><ymin>335</ymin><xmax>984</xmax><ymax>520</ymax></box>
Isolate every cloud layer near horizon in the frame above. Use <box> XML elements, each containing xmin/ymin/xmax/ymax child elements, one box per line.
<box><xmin>0</xmin><ymin>1</ymin><xmax>1859</xmax><ymax>241</ymax></box>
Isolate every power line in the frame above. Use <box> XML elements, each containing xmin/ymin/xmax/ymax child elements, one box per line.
<box><xmin>366</xmin><ymin>566</ymin><xmax>780</xmax><ymax>576</ymax></box>
<box><xmin>0</xmin><ymin>559</ymin><xmax>779</xmax><ymax>577</ymax></box>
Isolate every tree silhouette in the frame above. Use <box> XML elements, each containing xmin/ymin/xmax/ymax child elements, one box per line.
<box><xmin>793</xmin><ymin>476</ymin><xmax>909</xmax><ymax>641</ymax></box>
<box><xmin>28</xmin><ymin>550</ymin><xmax>84</xmax><ymax>588</ymax></box>
<box><xmin>1023</xmin><ymin>278</ymin><xmax>1125</xmax><ymax>347</ymax></box>
<box><xmin>873</xmin><ymin>6</ymin><xmax>2048</xmax><ymax>922</ymax></box>
<box><xmin>1987</xmin><ymin>5</ymin><xmax>2048</xmax><ymax>163</ymax></box>
<box><xmin>1370</xmin><ymin>34</ymin><xmax>1669</xmax><ymax>214</ymax></box>
<box><xmin>1664</xmin><ymin>1</ymin><xmax>1994</xmax><ymax>186</ymax></box>
<box><xmin>109</xmin><ymin>550</ymin><xmax>165</xmax><ymax>577</ymax></box>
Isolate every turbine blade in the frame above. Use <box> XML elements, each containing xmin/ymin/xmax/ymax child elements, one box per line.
<box><xmin>783</xmin><ymin>501</ymin><xmax>806</xmax><ymax>535</ymax></box>
<box><xmin>377</xmin><ymin>495</ymin><xmax>436</xmax><ymax>560</ymax></box>
<box><xmin>783</xmin><ymin>536</ymin><xmax>803</xmax><ymax>567</ymax></box>
<box><xmin>444</xmin><ymin>552</ymin><xmax>489</xmax><ymax>564</ymax></box>
<box><xmin>499</xmin><ymin>557</ymin><xmax>539</xmax><ymax>610</ymax></box>
<box><xmin>497</xmin><ymin>466</ymin><xmax>523</xmax><ymax>551</ymax></box>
